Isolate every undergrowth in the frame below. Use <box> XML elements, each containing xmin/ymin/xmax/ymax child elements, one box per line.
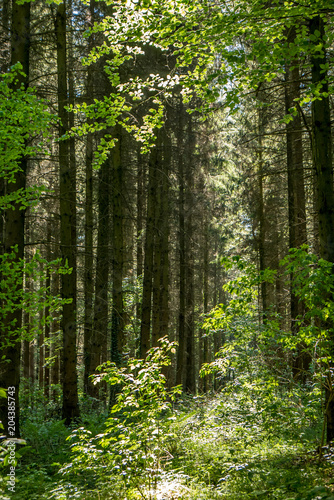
<box><xmin>1</xmin><ymin>375</ymin><xmax>334</xmax><ymax>500</ymax></box>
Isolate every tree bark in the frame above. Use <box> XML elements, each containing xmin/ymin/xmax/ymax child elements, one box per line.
<box><xmin>257</xmin><ymin>107</ymin><xmax>268</xmax><ymax>318</ymax></box>
<box><xmin>140</xmin><ymin>134</ymin><xmax>160</xmax><ymax>358</ymax></box>
<box><xmin>83</xmin><ymin>0</ymin><xmax>95</xmax><ymax>395</ymax></box>
<box><xmin>136</xmin><ymin>149</ymin><xmax>144</xmax><ymax>354</ymax></box>
<box><xmin>202</xmin><ymin>210</ymin><xmax>210</xmax><ymax>393</ymax></box>
<box><xmin>88</xmin><ymin>156</ymin><xmax>110</xmax><ymax>399</ymax></box>
<box><xmin>284</xmin><ymin>25</ymin><xmax>308</xmax><ymax>381</ymax></box>
<box><xmin>50</xmin><ymin>270</ymin><xmax>60</xmax><ymax>396</ymax></box>
<box><xmin>111</xmin><ymin>126</ymin><xmax>124</xmax><ymax>366</ymax></box>
<box><xmin>184</xmin><ymin>116</ymin><xmax>196</xmax><ymax>394</ymax></box>
<box><xmin>176</xmin><ymin>103</ymin><xmax>186</xmax><ymax>387</ymax></box>
<box><xmin>44</xmin><ymin>223</ymin><xmax>52</xmax><ymax>400</ymax></box>
<box><xmin>309</xmin><ymin>15</ymin><xmax>334</xmax><ymax>443</ymax></box>
<box><xmin>55</xmin><ymin>1</ymin><xmax>79</xmax><ymax>424</ymax></box>
<box><xmin>152</xmin><ymin>137</ymin><xmax>164</xmax><ymax>347</ymax></box>
<box><xmin>159</xmin><ymin>126</ymin><xmax>170</xmax><ymax>339</ymax></box>
<box><xmin>0</xmin><ymin>0</ymin><xmax>31</xmax><ymax>438</ymax></box>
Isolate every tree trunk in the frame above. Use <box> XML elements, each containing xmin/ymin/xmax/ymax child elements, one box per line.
<box><xmin>202</xmin><ymin>211</ymin><xmax>209</xmax><ymax>393</ymax></box>
<box><xmin>38</xmin><ymin>288</ymin><xmax>44</xmax><ymax>390</ymax></box>
<box><xmin>184</xmin><ymin>116</ymin><xmax>196</xmax><ymax>394</ymax></box>
<box><xmin>0</xmin><ymin>0</ymin><xmax>30</xmax><ymax>438</ymax></box>
<box><xmin>136</xmin><ymin>149</ymin><xmax>144</xmax><ymax>354</ymax></box>
<box><xmin>176</xmin><ymin>103</ymin><xmax>186</xmax><ymax>387</ymax></box>
<box><xmin>152</xmin><ymin>138</ymin><xmax>163</xmax><ymax>347</ymax></box>
<box><xmin>50</xmin><ymin>271</ymin><xmax>60</xmax><ymax>396</ymax></box>
<box><xmin>257</xmin><ymin>108</ymin><xmax>268</xmax><ymax>318</ymax></box>
<box><xmin>44</xmin><ymin>224</ymin><xmax>52</xmax><ymax>400</ymax></box>
<box><xmin>83</xmin><ymin>0</ymin><xmax>95</xmax><ymax>395</ymax></box>
<box><xmin>140</xmin><ymin>134</ymin><xmax>160</xmax><ymax>358</ymax></box>
<box><xmin>159</xmin><ymin>126</ymin><xmax>170</xmax><ymax>340</ymax></box>
<box><xmin>309</xmin><ymin>15</ymin><xmax>334</xmax><ymax>443</ymax></box>
<box><xmin>55</xmin><ymin>1</ymin><xmax>79</xmax><ymax>425</ymax></box>
<box><xmin>284</xmin><ymin>25</ymin><xmax>308</xmax><ymax>381</ymax></box>
<box><xmin>111</xmin><ymin>126</ymin><xmax>124</xmax><ymax>366</ymax></box>
<box><xmin>88</xmin><ymin>156</ymin><xmax>110</xmax><ymax>399</ymax></box>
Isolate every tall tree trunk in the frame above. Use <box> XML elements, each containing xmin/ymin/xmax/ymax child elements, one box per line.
<box><xmin>184</xmin><ymin>116</ymin><xmax>196</xmax><ymax>394</ymax></box>
<box><xmin>151</xmin><ymin>140</ymin><xmax>163</xmax><ymax>347</ymax></box>
<box><xmin>140</xmin><ymin>135</ymin><xmax>160</xmax><ymax>358</ymax></box>
<box><xmin>284</xmin><ymin>25</ymin><xmax>308</xmax><ymax>380</ymax></box>
<box><xmin>83</xmin><ymin>129</ymin><xmax>94</xmax><ymax>393</ymax></box>
<box><xmin>38</xmin><ymin>286</ymin><xmax>44</xmax><ymax>390</ymax></box>
<box><xmin>136</xmin><ymin>149</ymin><xmax>144</xmax><ymax>354</ymax></box>
<box><xmin>257</xmin><ymin>107</ymin><xmax>268</xmax><ymax>318</ymax></box>
<box><xmin>176</xmin><ymin>103</ymin><xmax>186</xmax><ymax>387</ymax></box>
<box><xmin>83</xmin><ymin>0</ymin><xmax>95</xmax><ymax>395</ymax></box>
<box><xmin>50</xmin><ymin>270</ymin><xmax>60</xmax><ymax>396</ymax></box>
<box><xmin>1</xmin><ymin>0</ymin><xmax>10</xmax><ymax>69</ymax></box>
<box><xmin>55</xmin><ymin>1</ymin><xmax>79</xmax><ymax>424</ymax></box>
<box><xmin>159</xmin><ymin>126</ymin><xmax>170</xmax><ymax>339</ymax></box>
<box><xmin>88</xmin><ymin>156</ymin><xmax>110</xmax><ymax>399</ymax></box>
<box><xmin>309</xmin><ymin>15</ymin><xmax>334</xmax><ymax>443</ymax></box>
<box><xmin>23</xmin><ymin>220</ymin><xmax>31</xmax><ymax>386</ymax></box>
<box><xmin>202</xmin><ymin>211</ymin><xmax>209</xmax><ymax>393</ymax></box>
<box><xmin>111</xmin><ymin>126</ymin><xmax>124</xmax><ymax>365</ymax></box>
<box><xmin>0</xmin><ymin>0</ymin><xmax>30</xmax><ymax>438</ymax></box>
<box><xmin>0</xmin><ymin>0</ymin><xmax>10</xmax><ymax>257</ymax></box>
<box><xmin>29</xmin><ymin>340</ymin><xmax>35</xmax><ymax>385</ymax></box>
<box><xmin>44</xmin><ymin>224</ymin><xmax>52</xmax><ymax>400</ymax></box>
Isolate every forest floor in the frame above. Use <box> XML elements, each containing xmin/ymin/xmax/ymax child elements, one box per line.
<box><xmin>1</xmin><ymin>382</ymin><xmax>334</xmax><ymax>500</ymax></box>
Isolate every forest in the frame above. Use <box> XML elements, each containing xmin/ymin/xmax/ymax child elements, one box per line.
<box><xmin>1</xmin><ymin>0</ymin><xmax>334</xmax><ymax>498</ymax></box>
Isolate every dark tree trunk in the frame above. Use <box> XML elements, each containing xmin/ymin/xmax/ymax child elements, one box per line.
<box><xmin>202</xmin><ymin>211</ymin><xmax>210</xmax><ymax>393</ymax></box>
<box><xmin>159</xmin><ymin>126</ymin><xmax>170</xmax><ymax>339</ymax></box>
<box><xmin>38</xmin><ymin>291</ymin><xmax>44</xmax><ymax>390</ymax></box>
<box><xmin>151</xmin><ymin>135</ymin><xmax>164</xmax><ymax>347</ymax></box>
<box><xmin>176</xmin><ymin>104</ymin><xmax>186</xmax><ymax>387</ymax></box>
<box><xmin>284</xmin><ymin>25</ymin><xmax>309</xmax><ymax>381</ymax></box>
<box><xmin>44</xmin><ymin>224</ymin><xmax>52</xmax><ymax>400</ymax></box>
<box><xmin>55</xmin><ymin>1</ymin><xmax>79</xmax><ymax>425</ymax></box>
<box><xmin>0</xmin><ymin>0</ymin><xmax>31</xmax><ymax>438</ymax></box>
<box><xmin>0</xmin><ymin>0</ymin><xmax>10</xmax><ymax>256</ymax></box>
<box><xmin>184</xmin><ymin>116</ymin><xmax>196</xmax><ymax>394</ymax></box>
<box><xmin>88</xmin><ymin>156</ymin><xmax>110</xmax><ymax>399</ymax></box>
<box><xmin>23</xmin><ymin>220</ymin><xmax>31</xmax><ymax>385</ymax></box>
<box><xmin>140</xmin><ymin>134</ymin><xmax>160</xmax><ymax>358</ymax></box>
<box><xmin>51</xmin><ymin>271</ymin><xmax>60</xmax><ymax>396</ymax></box>
<box><xmin>149</xmin><ymin>126</ymin><xmax>170</xmax><ymax>348</ymax></box>
<box><xmin>29</xmin><ymin>341</ymin><xmax>35</xmax><ymax>385</ymax></box>
<box><xmin>257</xmin><ymin>108</ymin><xmax>268</xmax><ymax>318</ymax></box>
<box><xmin>309</xmin><ymin>15</ymin><xmax>334</xmax><ymax>444</ymax></box>
<box><xmin>111</xmin><ymin>126</ymin><xmax>124</xmax><ymax>366</ymax></box>
<box><xmin>136</xmin><ymin>149</ymin><xmax>144</xmax><ymax>353</ymax></box>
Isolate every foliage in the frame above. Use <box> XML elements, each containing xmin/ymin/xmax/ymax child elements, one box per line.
<box><xmin>73</xmin><ymin>0</ymin><xmax>334</xmax><ymax>166</ymax></box>
<box><xmin>0</xmin><ymin>63</ymin><xmax>54</xmax><ymax>201</ymax></box>
<box><xmin>202</xmin><ymin>249</ymin><xmax>334</xmax><ymax>383</ymax></box>
<box><xmin>0</xmin><ymin>250</ymin><xmax>71</xmax><ymax>350</ymax></box>
<box><xmin>20</xmin><ymin>382</ymin><xmax>62</xmax><ymax>424</ymax></box>
<box><xmin>0</xmin><ymin>382</ymin><xmax>332</xmax><ymax>499</ymax></box>
<box><xmin>0</xmin><ymin>63</ymin><xmax>70</xmax><ymax>358</ymax></box>
<box><xmin>59</xmin><ymin>338</ymin><xmax>181</xmax><ymax>498</ymax></box>
<box><xmin>281</xmin><ymin>246</ymin><xmax>334</xmax><ymax>349</ymax></box>
<box><xmin>201</xmin><ymin>256</ymin><xmax>279</xmax><ymax>382</ymax></box>
<box><xmin>165</xmin><ymin>389</ymin><xmax>332</xmax><ymax>500</ymax></box>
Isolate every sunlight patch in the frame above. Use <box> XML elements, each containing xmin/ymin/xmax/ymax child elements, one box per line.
<box><xmin>145</xmin><ymin>473</ymin><xmax>191</xmax><ymax>500</ymax></box>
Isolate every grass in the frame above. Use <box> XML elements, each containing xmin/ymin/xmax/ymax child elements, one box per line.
<box><xmin>1</xmin><ymin>381</ymin><xmax>334</xmax><ymax>500</ymax></box>
<box><xmin>162</xmin><ymin>389</ymin><xmax>334</xmax><ymax>500</ymax></box>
